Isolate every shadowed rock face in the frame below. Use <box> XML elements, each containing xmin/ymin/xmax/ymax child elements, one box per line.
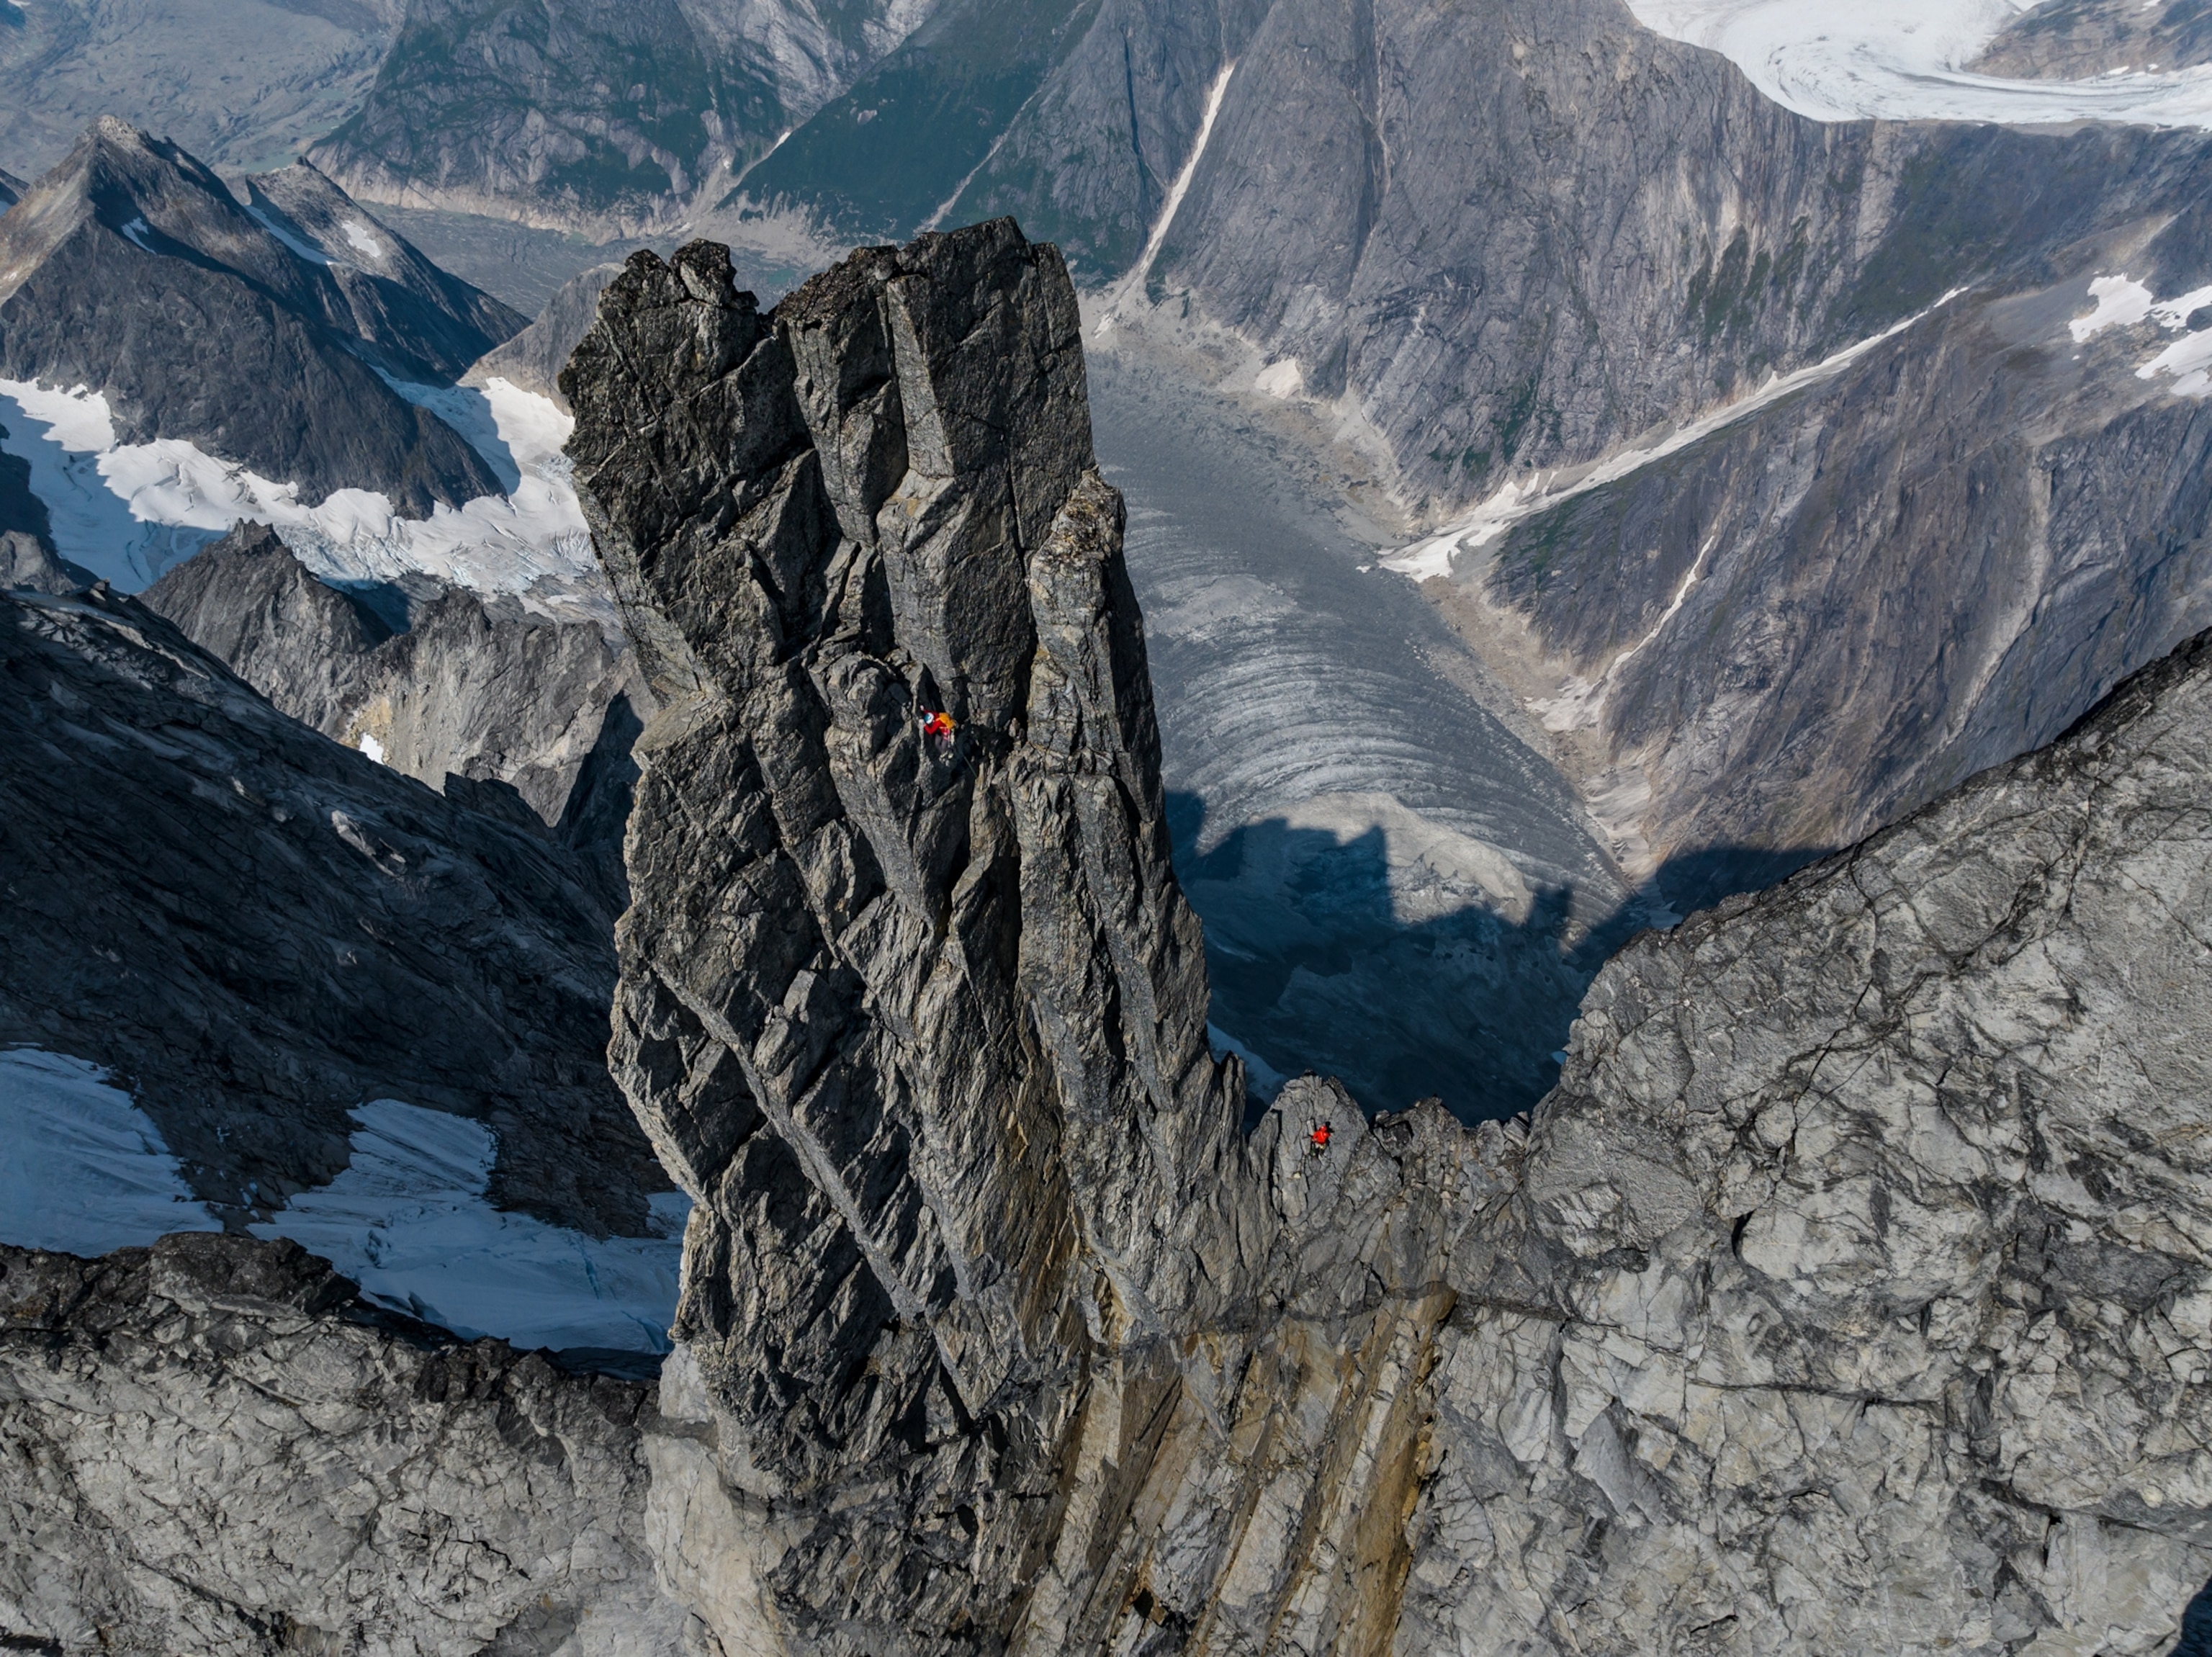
<box><xmin>0</xmin><ymin>580</ymin><xmax>666</xmax><ymax>1237</ymax></box>
<box><xmin>569</xmin><ymin>223</ymin><xmax>2212</xmax><ymax>1655</ymax></box>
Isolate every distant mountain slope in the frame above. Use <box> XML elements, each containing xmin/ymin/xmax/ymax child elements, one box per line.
<box><xmin>0</xmin><ymin>0</ymin><xmax>400</xmax><ymax>182</ymax></box>
<box><xmin>0</xmin><ymin>120</ymin><xmax>525</xmax><ymax>516</ymax></box>
<box><xmin>0</xmin><ymin>577</ymin><xmax>668</xmax><ymax>1241</ymax></box>
<box><xmin>1974</xmin><ymin>0</ymin><xmax>2212</xmax><ymax>78</ymax></box>
<box><xmin>307</xmin><ymin>0</ymin><xmax>951</xmax><ymax>230</ymax></box>
<box><xmin>464</xmin><ymin>260</ymin><xmax>623</xmax><ymax>408</ymax></box>
<box><xmin>143</xmin><ymin>520</ymin><xmax>649</xmax><ymax>899</ymax></box>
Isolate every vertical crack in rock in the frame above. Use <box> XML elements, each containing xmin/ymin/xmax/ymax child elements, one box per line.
<box><xmin>563</xmin><ymin>220</ymin><xmax>1262</xmax><ymax>1648</ymax></box>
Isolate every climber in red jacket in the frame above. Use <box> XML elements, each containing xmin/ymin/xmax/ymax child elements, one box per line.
<box><xmin>1308</xmin><ymin>1121</ymin><xmax>1333</xmax><ymax>1157</ymax></box>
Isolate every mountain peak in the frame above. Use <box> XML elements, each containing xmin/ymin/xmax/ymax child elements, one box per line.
<box><xmin>0</xmin><ymin>120</ymin><xmax>523</xmax><ymax>518</ymax></box>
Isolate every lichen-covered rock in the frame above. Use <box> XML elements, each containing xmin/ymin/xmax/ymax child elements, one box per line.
<box><xmin>570</xmin><ymin>223</ymin><xmax>2212</xmax><ymax>1655</ymax></box>
<box><xmin>0</xmin><ymin>1234</ymin><xmax>691</xmax><ymax>1656</ymax></box>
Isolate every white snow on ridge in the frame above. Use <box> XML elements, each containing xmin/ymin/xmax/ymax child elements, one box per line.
<box><xmin>253</xmin><ymin>1099</ymin><xmax>688</xmax><ymax>1355</ymax></box>
<box><xmin>340</xmin><ymin>218</ymin><xmax>385</xmax><ymax>259</ymax></box>
<box><xmin>0</xmin><ymin>1048</ymin><xmax>222</xmax><ymax>1256</ymax></box>
<box><xmin>1624</xmin><ymin>0</ymin><xmax>2212</xmax><ymax>127</ymax></box>
<box><xmin>0</xmin><ymin>375</ymin><xmax>594</xmax><ymax>593</ymax></box>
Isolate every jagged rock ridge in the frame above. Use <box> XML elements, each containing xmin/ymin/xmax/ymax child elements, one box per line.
<box><xmin>0</xmin><ymin>120</ymin><xmax>524</xmax><ymax>515</ymax></box>
<box><xmin>0</xmin><ymin>578</ymin><xmax>667</xmax><ymax>1236</ymax></box>
<box><xmin>142</xmin><ymin>520</ymin><xmax>650</xmax><ymax>898</ymax></box>
<box><xmin>569</xmin><ymin>223</ymin><xmax>2212</xmax><ymax>1654</ymax></box>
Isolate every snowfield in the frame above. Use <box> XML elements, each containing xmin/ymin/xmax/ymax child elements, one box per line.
<box><xmin>1626</xmin><ymin>0</ymin><xmax>2212</xmax><ymax>126</ymax></box>
<box><xmin>0</xmin><ymin>375</ymin><xmax>596</xmax><ymax>595</ymax></box>
<box><xmin>253</xmin><ymin>1100</ymin><xmax>688</xmax><ymax>1355</ymax></box>
<box><xmin>0</xmin><ymin>1048</ymin><xmax>222</xmax><ymax>1256</ymax></box>
<box><xmin>0</xmin><ymin>1050</ymin><xmax>686</xmax><ymax>1355</ymax></box>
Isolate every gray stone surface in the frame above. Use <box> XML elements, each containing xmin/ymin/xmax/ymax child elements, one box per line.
<box><xmin>0</xmin><ymin>529</ymin><xmax>92</xmax><ymax>594</ymax></box>
<box><xmin>307</xmin><ymin>0</ymin><xmax>949</xmax><ymax>232</ymax></box>
<box><xmin>0</xmin><ymin>1232</ymin><xmax>691</xmax><ymax>1656</ymax></box>
<box><xmin>569</xmin><ymin>223</ymin><xmax>2212</xmax><ymax>1653</ymax></box>
<box><xmin>142</xmin><ymin>520</ymin><xmax>653</xmax><ymax>900</ymax></box>
<box><xmin>0</xmin><ymin>0</ymin><xmax>397</xmax><ymax>182</ymax></box>
<box><xmin>0</xmin><ymin>579</ymin><xmax>669</xmax><ymax>1236</ymax></box>
<box><xmin>0</xmin><ymin>120</ymin><xmax>523</xmax><ymax>515</ymax></box>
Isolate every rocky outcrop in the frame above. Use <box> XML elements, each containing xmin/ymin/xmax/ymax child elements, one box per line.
<box><xmin>569</xmin><ymin>224</ymin><xmax>2212</xmax><ymax>1653</ymax></box>
<box><xmin>0</xmin><ymin>1233</ymin><xmax>691</xmax><ymax>1655</ymax></box>
<box><xmin>0</xmin><ymin>167</ymin><xmax>20</xmax><ymax>215</ymax></box>
<box><xmin>1974</xmin><ymin>0</ymin><xmax>2212</xmax><ymax>78</ymax></box>
<box><xmin>0</xmin><ymin>528</ymin><xmax>91</xmax><ymax>594</ymax></box>
<box><xmin>0</xmin><ymin>579</ymin><xmax>668</xmax><ymax>1236</ymax></box>
<box><xmin>143</xmin><ymin>521</ymin><xmax>651</xmax><ymax>885</ymax></box>
<box><xmin>565</xmin><ymin>221</ymin><xmax>1263</xmax><ymax>1650</ymax></box>
<box><xmin>0</xmin><ymin>120</ymin><xmax>523</xmax><ymax>514</ymax></box>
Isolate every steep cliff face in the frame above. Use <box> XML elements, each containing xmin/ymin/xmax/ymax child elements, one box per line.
<box><xmin>565</xmin><ymin>222</ymin><xmax>1262</xmax><ymax>1648</ymax></box>
<box><xmin>570</xmin><ymin>225</ymin><xmax>2212</xmax><ymax>1654</ymax></box>
<box><xmin>0</xmin><ymin>579</ymin><xmax>665</xmax><ymax>1238</ymax></box>
<box><xmin>1452</xmin><ymin>225</ymin><xmax>2212</xmax><ymax>885</ymax></box>
<box><xmin>0</xmin><ymin>1234</ymin><xmax>689</xmax><ymax>1655</ymax></box>
<box><xmin>143</xmin><ymin>521</ymin><xmax>651</xmax><ymax>892</ymax></box>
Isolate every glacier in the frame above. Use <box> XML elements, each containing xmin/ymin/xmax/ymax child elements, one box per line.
<box><xmin>0</xmin><ymin>374</ymin><xmax>596</xmax><ymax>597</ymax></box>
<box><xmin>1627</xmin><ymin>0</ymin><xmax>2212</xmax><ymax>126</ymax></box>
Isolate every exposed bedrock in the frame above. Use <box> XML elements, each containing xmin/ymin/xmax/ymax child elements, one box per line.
<box><xmin>569</xmin><ymin>223</ymin><xmax>2212</xmax><ymax>1654</ymax></box>
<box><xmin>0</xmin><ymin>1234</ymin><xmax>691</xmax><ymax>1655</ymax></box>
<box><xmin>142</xmin><ymin>520</ymin><xmax>652</xmax><ymax>899</ymax></box>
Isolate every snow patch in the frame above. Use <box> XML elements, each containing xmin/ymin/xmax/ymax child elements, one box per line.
<box><xmin>357</xmin><ymin>732</ymin><xmax>387</xmax><ymax>765</ymax></box>
<box><xmin>1254</xmin><ymin>360</ymin><xmax>1303</xmax><ymax>400</ymax></box>
<box><xmin>2139</xmin><ymin>327</ymin><xmax>2212</xmax><ymax>395</ymax></box>
<box><xmin>0</xmin><ymin>376</ymin><xmax>593</xmax><ymax>593</ymax></box>
<box><xmin>1624</xmin><ymin>0</ymin><xmax>2212</xmax><ymax>128</ymax></box>
<box><xmin>0</xmin><ymin>1048</ymin><xmax>222</xmax><ymax>1256</ymax></box>
<box><xmin>117</xmin><ymin>216</ymin><xmax>156</xmax><ymax>253</ymax></box>
<box><xmin>340</xmin><ymin>219</ymin><xmax>385</xmax><ymax>259</ymax></box>
<box><xmin>241</xmin><ymin>202</ymin><xmax>331</xmax><ymax>266</ymax></box>
<box><xmin>2072</xmin><ymin>274</ymin><xmax>2155</xmax><ymax>340</ymax></box>
<box><xmin>1105</xmin><ymin>58</ymin><xmax>1238</xmax><ymax>323</ymax></box>
<box><xmin>253</xmin><ymin>1099</ymin><xmax>687</xmax><ymax>1354</ymax></box>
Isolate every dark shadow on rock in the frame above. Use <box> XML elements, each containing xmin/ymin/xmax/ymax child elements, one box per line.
<box><xmin>1644</xmin><ymin>842</ymin><xmax>1833</xmax><ymax>920</ymax></box>
<box><xmin>1169</xmin><ymin>789</ymin><xmax>1839</xmax><ymax>1127</ymax></box>
<box><xmin>326</xmin><ymin>570</ymin><xmax>446</xmax><ymax>636</ymax></box>
<box><xmin>2172</xmin><ymin>1578</ymin><xmax>2212</xmax><ymax>1656</ymax></box>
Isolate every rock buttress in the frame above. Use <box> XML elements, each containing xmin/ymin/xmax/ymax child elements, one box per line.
<box><xmin>563</xmin><ymin>220</ymin><xmax>1262</xmax><ymax>1650</ymax></box>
